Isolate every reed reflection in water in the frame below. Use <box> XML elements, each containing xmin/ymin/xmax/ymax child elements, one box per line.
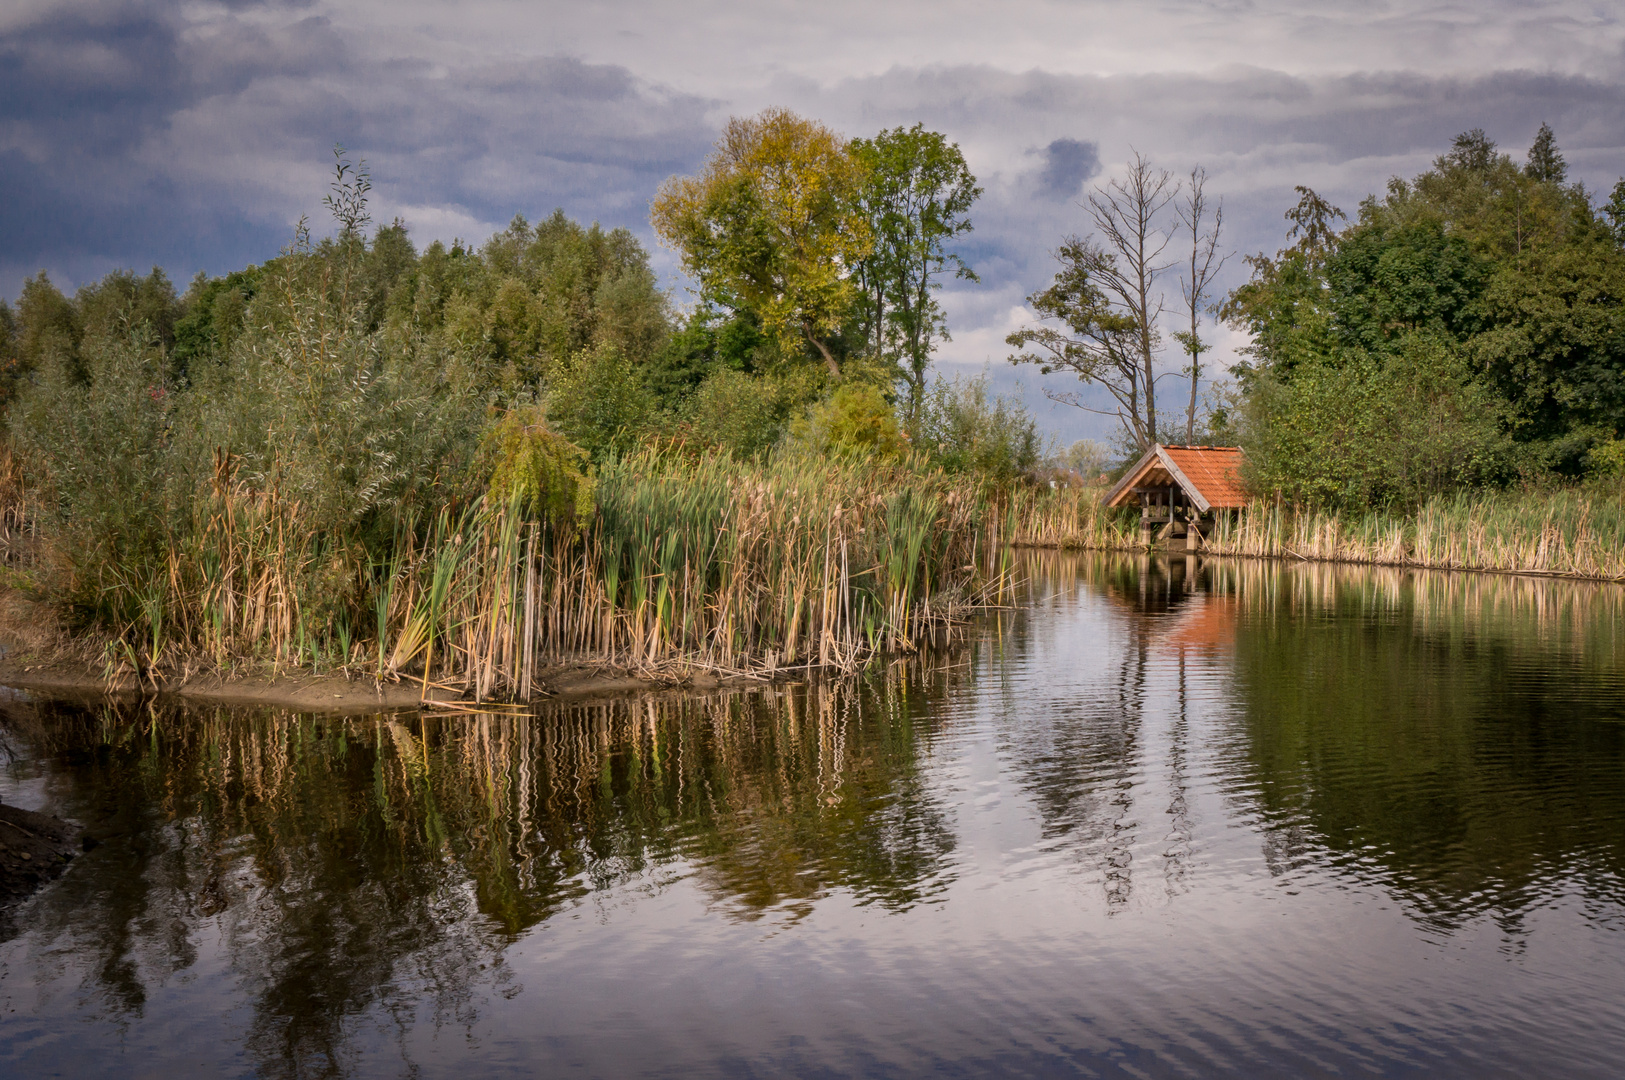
<box><xmin>1</xmin><ymin>552</ymin><xmax>1624</xmax><ymax>1078</ymax></box>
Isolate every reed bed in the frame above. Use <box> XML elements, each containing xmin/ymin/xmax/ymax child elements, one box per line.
<box><xmin>1004</xmin><ymin>481</ymin><xmax>1625</xmax><ymax>582</ymax></box>
<box><xmin>1005</xmin><ymin>484</ymin><xmax>1139</xmax><ymax>550</ymax></box>
<box><xmin>1204</xmin><ymin>489</ymin><xmax>1625</xmax><ymax>579</ymax></box>
<box><xmin>70</xmin><ymin>448</ymin><xmax>1014</xmax><ymax>698</ymax></box>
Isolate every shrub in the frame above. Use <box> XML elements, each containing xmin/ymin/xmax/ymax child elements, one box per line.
<box><xmin>1241</xmin><ymin>332</ymin><xmax>1517</xmax><ymax>511</ymax></box>
<box><xmin>915</xmin><ymin>374</ymin><xmax>1041</xmax><ymax>481</ymax></box>
<box><xmin>680</xmin><ymin>369</ymin><xmax>789</xmax><ymax>458</ymax></box>
<box><xmin>543</xmin><ymin>342</ymin><xmax>659</xmax><ymax>461</ymax></box>
<box><xmin>477</xmin><ymin>406</ymin><xmax>595</xmax><ymax>525</ymax></box>
<box><xmin>9</xmin><ymin>329</ymin><xmax>180</xmax><ymax>616</ymax></box>
<box><xmin>793</xmin><ymin>383</ymin><xmax>908</xmax><ymax>458</ymax></box>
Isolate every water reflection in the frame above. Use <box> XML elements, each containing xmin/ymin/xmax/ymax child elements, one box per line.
<box><xmin>1211</xmin><ymin>559</ymin><xmax>1625</xmax><ymax>934</ymax></box>
<box><xmin>997</xmin><ymin>552</ymin><xmax>1625</xmax><ymax>929</ymax></box>
<box><xmin>2</xmin><ymin>554</ymin><xmax>1624</xmax><ymax>1077</ymax></box>
<box><xmin>1</xmin><ymin>668</ymin><xmax>966</xmax><ymax>1076</ymax></box>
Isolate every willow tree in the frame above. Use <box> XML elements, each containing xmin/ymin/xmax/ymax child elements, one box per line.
<box><xmin>651</xmin><ymin>108</ymin><xmax>870</xmax><ymax>377</ymax></box>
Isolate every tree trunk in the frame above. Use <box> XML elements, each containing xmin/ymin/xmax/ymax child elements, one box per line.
<box><xmin>806</xmin><ymin>324</ymin><xmax>842</xmax><ymax>378</ymax></box>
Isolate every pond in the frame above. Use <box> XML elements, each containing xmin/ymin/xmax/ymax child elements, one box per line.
<box><xmin>2</xmin><ymin>552</ymin><xmax>1624</xmax><ymax>1078</ymax></box>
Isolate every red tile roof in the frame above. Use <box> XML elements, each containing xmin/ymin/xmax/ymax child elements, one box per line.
<box><xmin>1162</xmin><ymin>445</ymin><xmax>1248</xmax><ymax>508</ymax></box>
<box><xmin>1103</xmin><ymin>444</ymin><xmax>1249</xmax><ymax>510</ymax></box>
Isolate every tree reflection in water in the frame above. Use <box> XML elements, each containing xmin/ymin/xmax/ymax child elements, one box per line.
<box><xmin>0</xmin><ymin>666</ymin><xmax>961</xmax><ymax>1078</ymax></box>
<box><xmin>4</xmin><ymin>554</ymin><xmax>1625</xmax><ymax>1076</ymax></box>
<box><xmin>976</xmin><ymin>551</ymin><xmax>1625</xmax><ymax>929</ymax></box>
<box><xmin>1205</xmin><ymin>558</ymin><xmax>1625</xmax><ymax>936</ymax></box>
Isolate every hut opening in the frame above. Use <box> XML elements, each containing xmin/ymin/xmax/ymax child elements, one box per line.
<box><xmin>1102</xmin><ymin>445</ymin><xmax>1247</xmax><ymax>549</ymax></box>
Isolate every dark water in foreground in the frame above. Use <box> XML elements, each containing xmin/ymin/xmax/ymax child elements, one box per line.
<box><xmin>3</xmin><ymin>553</ymin><xmax>1625</xmax><ymax>1078</ymax></box>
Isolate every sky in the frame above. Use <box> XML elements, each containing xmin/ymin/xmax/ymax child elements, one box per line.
<box><xmin>4</xmin><ymin>0</ymin><xmax>1624</xmax><ymax>445</ymax></box>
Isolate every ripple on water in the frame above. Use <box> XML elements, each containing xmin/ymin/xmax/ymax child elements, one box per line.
<box><xmin>1</xmin><ymin>552</ymin><xmax>1624</xmax><ymax>1076</ymax></box>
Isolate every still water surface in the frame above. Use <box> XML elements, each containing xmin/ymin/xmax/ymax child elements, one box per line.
<box><xmin>2</xmin><ymin>553</ymin><xmax>1624</xmax><ymax>1078</ymax></box>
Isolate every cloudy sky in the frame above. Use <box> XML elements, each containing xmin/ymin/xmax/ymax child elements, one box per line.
<box><xmin>5</xmin><ymin>0</ymin><xmax>1624</xmax><ymax>442</ymax></box>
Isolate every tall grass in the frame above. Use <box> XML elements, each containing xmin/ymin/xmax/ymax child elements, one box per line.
<box><xmin>1204</xmin><ymin>489</ymin><xmax>1625</xmax><ymax>579</ymax></box>
<box><xmin>1004</xmin><ymin>481</ymin><xmax>1625</xmax><ymax>580</ymax></box>
<box><xmin>34</xmin><ymin>447</ymin><xmax>1012</xmax><ymax>697</ymax></box>
<box><xmin>1005</xmin><ymin>483</ymin><xmax>1139</xmax><ymax>550</ymax></box>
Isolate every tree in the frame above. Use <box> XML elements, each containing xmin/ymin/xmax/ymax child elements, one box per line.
<box><xmin>1603</xmin><ymin>179</ymin><xmax>1625</xmax><ymax>246</ymax></box>
<box><xmin>15</xmin><ymin>272</ymin><xmax>82</xmax><ymax>382</ymax></box>
<box><xmin>1220</xmin><ymin>188</ymin><xmax>1345</xmax><ymax>382</ymax></box>
<box><xmin>1005</xmin><ymin>153</ymin><xmax>1180</xmax><ymax>451</ymax></box>
<box><xmin>848</xmin><ymin>125</ymin><xmax>982</xmax><ymax>419</ymax></box>
<box><xmin>1005</xmin><ymin>235</ymin><xmax>1152</xmax><ymax>448</ymax></box>
<box><xmin>651</xmin><ymin>108</ymin><xmax>870</xmax><ymax>378</ymax></box>
<box><xmin>1526</xmin><ymin>122</ymin><xmax>1567</xmax><ymax>184</ymax></box>
<box><xmin>1173</xmin><ymin>167</ymin><xmax>1226</xmax><ymax>443</ymax></box>
<box><xmin>1445</xmin><ymin>128</ymin><xmax>1498</xmax><ymax>173</ymax></box>
<box><xmin>1088</xmin><ymin>154</ymin><xmax>1179</xmax><ymax>442</ymax></box>
<box><xmin>1282</xmin><ymin>185</ymin><xmax>1346</xmax><ymax>266</ymax></box>
<box><xmin>1227</xmin><ymin>129</ymin><xmax>1625</xmax><ymax>490</ymax></box>
<box><xmin>0</xmin><ymin>300</ymin><xmax>19</xmax><ymax>406</ymax></box>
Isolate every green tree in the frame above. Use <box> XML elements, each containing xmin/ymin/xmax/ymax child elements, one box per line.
<box><xmin>15</xmin><ymin>272</ymin><xmax>82</xmax><ymax>381</ymax></box>
<box><xmin>543</xmin><ymin>343</ymin><xmax>660</xmax><ymax>461</ymax></box>
<box><xmin>1602</xmin><ymin>179</ymin><xmax>1625</xmax><ymax>247</ymax></box>
<box><xmin>1525</xmin><ymin>122</ymin><xmax>1567</xmax><ymax>184</ymax></box>
<box><xmin>0</xmin><ymin>300</ymin><xmax>19</xmax><ymax>406</ymax></box>
<box><xmin>1328</xmin><ymin>216</ymin><xmax>1488</xmax><ymax>353</ymax></box>
<box><xmin>1227</xmin><ymin>127</ymin><xmax>1625</xmax><ymax>494</ymax></box>
<box><xmin>1241</xmin><ymin>334</ymin><xmax>1514</xmax><ymax>510</ymax></box>
<box><xmin>1005</xmin><ymin>237</ymin><xmax>1151</xmax><ymax>449</ymax></box>
<box><xmin>76</xmin><ymin>267</ymin><xmax>182</xmax><ymax>359</ymax></box>
<box><xmin>1220</xmin><ymin>187</ymin><xmax>1345</xmax><ymax>381</ymax></box>
<box><xmin>172</xmin><ymin>267</ymin><xmax>262</xmax><ymax>377</ymax></box>
<box><xmin>848</xmin><ymin>125</ymin><xmax>981</xmax><ymax>420</ymax></box>
<box><xmin>651</xmin><ymin>108</ymin><xmax>871</xmax><ymax>378</ymax></box>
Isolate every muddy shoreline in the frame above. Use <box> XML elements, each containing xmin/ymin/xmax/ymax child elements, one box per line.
<box><xmin>0</xmin><ymin>653</ymin><xmax>759</xmax><ymax>713</ymax></box>
<box><xmin>0</xmin><ymin>801</ymin><xmax>83</xmax><ymax>939</ymax></box>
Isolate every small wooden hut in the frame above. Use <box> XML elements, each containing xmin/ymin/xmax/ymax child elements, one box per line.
<box><xmin>1102</xmin><ymin>444</ymin><xmax>1247</xmax><ymax>549</ymax></box>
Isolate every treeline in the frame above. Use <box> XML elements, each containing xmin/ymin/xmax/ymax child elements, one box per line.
<box><xmin>1224</xmin><ymin>125</ymin><xmax>1625</xmax><ymax>510</ymax></box>
<box><xmin>0</xmin><ymin>118</ymin><xmax>1038</xmax><ymax>479</ymax></box>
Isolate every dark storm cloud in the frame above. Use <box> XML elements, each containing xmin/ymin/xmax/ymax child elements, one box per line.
<box><xmin>1033</xmin><ymin>138</ymin><xmax>1101</xmax><ymax>201</ymax></box>
<box><xmin>0</xmin><ymin>1</ymin><xmax>716</xmax><ymax>295</ymax></box>
<box><xmin>0</xmin><ymin>1</ymin><xmax>346</xmax><ymax>289</ymax></box>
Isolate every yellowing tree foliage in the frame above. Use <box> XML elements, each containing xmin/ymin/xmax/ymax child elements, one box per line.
<box><xmin>650</xmin><ymin>108</ymin><xmax>870</xmax><ymax>377</ymax></box>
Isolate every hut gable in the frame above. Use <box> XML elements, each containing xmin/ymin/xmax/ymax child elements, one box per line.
<box><xmin>1103</xmin><ymin>444</ymin><xmax>1247</xmax><ymax>512</ymax></box>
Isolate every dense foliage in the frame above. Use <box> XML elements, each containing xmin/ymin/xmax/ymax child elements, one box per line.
<box><xmin>1226</xmin><ymin>127</ymin><xmax>1625</xmax><ymax>510</ymax></box>
<box><xmin>0</xmin><ymin>122</ymin><xmax>1035</xmax><ymax>673</ymax></box>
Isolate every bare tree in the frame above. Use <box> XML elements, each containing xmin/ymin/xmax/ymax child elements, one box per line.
<box><xmin>1006</xmin><ymin>153</ymin><xmax>1178</xmax><ymax>451</ymax></box>
<box><xmin>1006</xmin><ymin>236</ymin><xmax>1150</xmax><ymax>445</ymax></box>
<box><xmin>1174</xmin><ymin>167</ymin><xmax>1227</xmax><ymax>443</ymax></box>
